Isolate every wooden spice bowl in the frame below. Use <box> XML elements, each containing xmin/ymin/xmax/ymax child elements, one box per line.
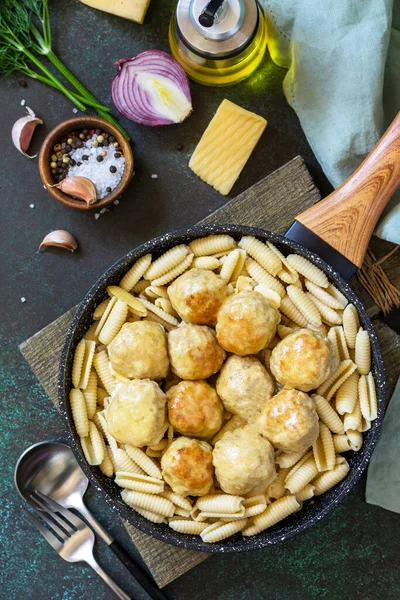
<box><xmin>39</xmin><ymin>116</ymin><xmax>134</xmax><ymax>210</ymax></box>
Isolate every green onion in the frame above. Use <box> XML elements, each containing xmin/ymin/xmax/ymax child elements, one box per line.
<box><xmin>0</xmin><ymin>0</ymin><xmax>130</xmax><ymax>140</ymax></box>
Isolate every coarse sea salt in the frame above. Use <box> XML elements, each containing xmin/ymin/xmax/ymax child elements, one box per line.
<box><xmin>68</xmin><ymin>136</ymin><xmax>125</xmax><ymax>199</ymax></box>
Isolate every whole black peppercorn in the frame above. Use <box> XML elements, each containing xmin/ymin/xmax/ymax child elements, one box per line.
<box><xmin>96</xmin><ymin>155</ymin><xmax>104</xmax><ymax>162</ymax></box>
<box><xmin>109</xmin><ymin>136</ymin><xmax>115</xmax><ymax>143</ymax></box>
<box><xmin>82</xmin><ymin>155</ymin><xmax>89</xmax><ymax>161</ymax></box>
<box><xmin>65</xmin><ymin>144</ymin><xmax>72</xmax><ymax>152</ymax></box>
<box><xmin>98</xmin><ymin>142</ymin><xmax>104</xmax><ymax>147</ymax></box>
<box><xmin>57</xmin><ymin>167</ymin><xmax>64</xmax><ymax>174</ymax></box>
<box><xmin>77</xmin><ymin>161</ymin><xmax>82</xmax><ymax>167</ymax></box>
<box><xmin>95</xmin><ymin>128</ymin><xmax>102</xmax><ymax>135</ymax></box>
<box><xmin>61</xmin><ymin>142</ymin><xmax>66</xmax><ymax>149</ymax></box>
<box><xmin>103</xmin><ymin>132</ymin><xmax>109</xmax><ymax>139</ymax></box>
<box><xmin>103</xmin><ymin>140</ymin><xmax>109</xmax><ymax>147</ymax></box>
<box><xmin>70</xmin><ymin>159</ymin><xmax>76</xmax><ymax>166</ymax></box>
<box><xmin>82</xmin><ymin>128</ymin><xmax>88</xmax><ymax>134</ymax></box>
<box><xmin>114</xmin><ymin>152</ymin><xmax>121</xmax><ymax>159</ymax></box>
<box><xmin>109</xmin><ymin>165</ymin><xmax>117</xmax><ymax>173</ymax></box>
<box><xmin>51</xmin><ymin>169</ymin><xmax>57</xmax><ymax>175</ymax></box>
<box><xmin>76</xmin><ymin>140</ymin><xmax>83</xmax><ymax>148</ymax></box>
<box><xmin>106</xmin><ymin>186</ymin><xmax>112</xmax><ymax>193</ymax></box>
<box><xmin>19</xmin><ymin>80</ymin><xmax>28</xmax><ymax>88</ymax></box>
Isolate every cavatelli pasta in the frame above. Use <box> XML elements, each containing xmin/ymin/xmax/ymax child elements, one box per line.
<box><xmin>276</xmin><ymin>450</ymin><xmax>306</xmax><ymax>469</ymax></box>
<box><xmin>359</xmin><ymin>373</ymin><xmax>378</xmax><ymax>422</ymax></box>
<box><xmin>304</xmin><ymin>280</ymin><xmax>344</xmax><ymax>310</ymax></box>
<box><xmin>139</xmin><ymin>297</ymin><xmax>180</xmax><ymax>327</ymax></box>
<box><xmin>121</xmin><ymin>489</ymin><xmax>175</xmax><ymax>517</ymax></box>
<box><xmin>192</xmin><ymin>256</ymin><xmax>221</xmax><ymax>270</ymax></box>
<box><xmin>286</xmin><ymin>255</ymin><xmax>329</xmax><ymax>288</ymax></box>
<box><xmin>201</xmin><ymin>519</ymin><xmax>247</xmax><ymax>543</ymax></box>
<box><xmin>266</xmin><ymin>242</ymin><xmax>299</xmax><ymax>283</ymax></box>
<box><xmin>343</xmin><ymin>304</ymin><xmax>359</xmax><ymax>348</ymax></box>
<box><xmin>93</xmin><ymin>351</ymin><xmax>116</xmax><ymax>395</ymax></box>
<box><xmin>169</xmin><ymin>520</ymin><xmax>208</xmax><ymax>535</ymax></box>
<box><xmin>133</xmin><ymin>506</ymin><xmax>167</xmax><ymax>524</ymax></box>
<box><xmin>266</xmin><ymin>468</ymin><xmax>290</xmax><ymax>500</ymax></box>
<box><xmin>242</xmin><ymin>495</ymin><xmax>267</xmax><ymax>517</ymax></box>
<box><xmin>343</xmin><ymin>397</ymin><xmax>362</xmax><ymax>432</ymax></box>
<box><xmin>355</xmin><ymin>328</ymin><xmax>371</xmax><ymax>375</ymax></box>
<box><xmin>235</xmin><ymin>276</ymin><xmax>255</xmax><ymax>293</ymax></box>
<box><xmin>239</xmin><ymin>236</ymin><xmax>281</xmax><ymax>276</ymax></box>
<box><xmin>160</xmin><ymin>491</ymin><xmax>192</xmax><ymax>512</ymax></box>
<box><xmin>131</xmin><ymin>279</ymin><xmax>150</xmax><ymax>294</ymax></box>
<box><xmin>80</xmin><ymin>421</ymin><xmax>105</xmax><ymax>466</ymax></box>
<box><xmin>96</xmin><ymin>387</ymin><xmax>108</xmax><ymax>408</ymax></box>
<box><xmin>313</xmin><ymin>394</ymin><xmax>344</xmax><ymax>434</ymax></box>
<box><xmin>335</xmin><ymin>372</ymin><xmax>359</xmax><ymax>415</ymax></box>
<box><xmin>242</xmin><ymin>496</ymin><xmax>300</xmax><ymax>536</ymax></box>
<box><xmin>327</xmin><ymin>326</ymin><xmax>350</xmax><ymax>361</ymax></box>
<box><xmin>70</xmin><ymin>388</ymin><xmax>89</xmax><ymax>438</ymax></box>
<box><xmin>154</xmin><ymin>297</ymin><xmax>179</xmax><ymax>318</ymax></box>
<box><xmin>287</xmin><ymin>285</ymin><xmax>322</xmax><ymax>327</ymax></box>
<box><xmin>92</xmin><ymin>412</ymin><xmax>118</xmax><ymax>455</ymax></box>
<box><xmin>145</xmin><ymin>245</ymin><xmax>189</xmax><ymax>281</ymax></box>
<box><xmin>83</xmin><ymin>322</ymin><xmax>98</xmax><ymax>342</ymax></box>
<box><xmin>285</xmin><ymin>455</ymin><xmax>319</xmax><ymax>493</ymax></box>
<box><xmin>115</xmin><ymin>472</ymin><xmax>164</xmax><ymax>494</ymax></box>
<box><xmin>317</xmin><ymin>359</ymin><xmax>357</xmax><ymax>401</ymax></box>
<box><xmin>94</xmin><ymin>296</ymin><xmax>117</xmax><ymax>338</ymax></box>
<box><xmin>280</xmin><ymin>295</ymin><xmax>308</xmax><ymax>327</ymax></box>
<box><xmin>254</xmin><ymin>284</ymin><xmax>281</xmax><ymax>309</ymax></box>
<box><xmin>151</xmin><ymin>253</ymin><xmax>194</xmax><ymax>286</ymax></box>
<box><xmin>113</xmin><ymin>448</ymin><xmax>145</xmax><ymax>475</ymax></box>
<box><xmin>326</xmin><ymin>284</ymin><xmax>348</xmax><ymax>308</ymax></box>
<box><xmin>124</xmin><ymin>445</ymin><xmax>163</xmax><ymax>479</ymax></box>
<box><xmin>313</xmin><ymin>423</ymin><xmax>335</xmax><ymax>472</ymax></box>
<box><xmin>107</xmin><ymin>286</ymin><xmax>147</xmax><ymax>318</ymax></box>
<box><xmin>189</xmin><ymin>235</ymin><xmax>236</xmax><ymax>257</ymax></box>
<box><xmin>119</xmin><ymin>253</ymin><xmax>152</xmax><ymax>291</ymax></box>
<box><xmin>220</xmin><ymin>249</ymin><xmax>241</xmax><ymax>283</ymax></box>
<box><xmin>313</xmin><ymin>457</ymin><xmax>350</xmax><ymax>495</ymax></box>
<box><xmin>78</xmin><ymin>340</ymin><xmax>96</xmax><ymax>390</ymax></box>
<box><xmin>83</xmin><ymin>369</ymin><xmax>97</xmax><ymax>419</ymax></box>
<box><xmin>195</xmin><ymin>494</ymin><xmax>244</xmax><ymax>515</ymax></box>
<box><xmin>296</xmin><ymin>484</ymin><xmax>315</xmax><ymax>502</ymax></box>
<box><xmin>346</xmin><ymin>430</ymin><xmax>363</xmax><ymax>451</ymax></box>
<box><xmin>72</xmin><ymin>339</ymin><xmax>86</xmax><ymax>389</ymax></box>
<box><xmin>277</xmin><ymin>325</ymin><xmax>294</xmax><ymax>339</ymax></box>
<box><xmin>99</xmin><ymin>446</ymin><xmax>114</xmax><ymax>477</ymax></box>
<box><xmin>229</xmin><ymin>249</ymin><xmax>247</xmax><ymax>282</ymax></box>
<box><xmin>306</xmin><ymin>293</ymin><xmax>342</xmax><ymax>326</ymax></box>
<box><xmin>333</xmin><ymin>434</ymin><xmax>352</xmax><ymax>453</ymax></box>
<box><xmin>245</xmin><ymin>258</ymin><xmax>285</xmax><ymax>297</ymax></box>
<box><xmin>93</xmin><ymin>298</ymin><xmax>111</xmax><ymax>320</ymax></box>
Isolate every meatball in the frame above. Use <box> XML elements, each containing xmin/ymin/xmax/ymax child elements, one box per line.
<box><xmin>216</xmin><ymin>355</ymin><xmax>275</xmax><ymax>422</ymax></box>
<box><xmin>161</xmin><ymin>437</ymin><xmax>214</xmax><ymax>496</ymax></box>
<box><xmin>168</xmin><ymin>268</ymin><xmax>227</xmax><ymax>325</ymax></box>
<box><xmin>107</xmin><ymin>379</ymin><xmax>167</xmax><ymax>447</ymax></box>
<box><xmin>257</xmin><ymin>389</ymin><xmax>319</xmax><ymax>453</ymax></box>
<box><xmin>213</xmin><ymin>425</ymin><xmax>275</xmax><ymax>495</ymax></box>
<box><xmin>168</xmin><ymin>324</ymin><xmax>226</xmax><ymax>380</ymax></box>
<box><xmin>108</xmin><ymin>321</ymin><xmax>169</xmax><ymax>380</ymax></box>
<box><xmin>216</xmin><ymin>290</ymin><xmax>280</xmax><ymax>355</ymax></box>
<box><xmin>270</xmin><ymin>328</ymin><xmax>338</xmax><ymax>392</ymax></box>
<box><xmin>167</xmin><ymin>380</ymin><xmax>224</xmax><ymax>439</ymax></box>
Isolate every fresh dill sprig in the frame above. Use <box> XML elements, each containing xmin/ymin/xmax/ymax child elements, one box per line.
<box><xmin>0</xmin><ymin>0</ymin><xmax>129</xmax><ymax>139</ymax></box>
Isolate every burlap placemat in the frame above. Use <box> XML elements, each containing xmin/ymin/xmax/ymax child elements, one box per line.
<box><xmin>19</xmin><ymin>156</ymin><xmax>321</xmax><ymax>587</ymax></box>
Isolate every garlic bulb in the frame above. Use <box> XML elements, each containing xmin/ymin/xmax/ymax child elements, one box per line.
<box><xmin>12</xmin><ymin>107</ymin><xmax>43</xmax><ymax>158</ymax></box>
<box><xmin>51</xmin><ymin>176</ymin><xmax>97</xmax><ymax>205</ymax></box>
<box><xmin>38</xmin><ymin>230</ymin><xmax>78</xmax><ymax>252</ymax></box>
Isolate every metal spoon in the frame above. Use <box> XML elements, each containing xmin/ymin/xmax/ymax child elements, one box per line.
<box><xmin>14</xmin><ymin>440</ymin><xmax>168</xmax><ymax>600</ymax></box>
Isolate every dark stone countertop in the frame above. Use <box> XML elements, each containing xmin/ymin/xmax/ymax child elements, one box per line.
<box><xmin>1</xmin><ymin>1</ymin><xmax>399</xmax><ymax>599</ymax></box>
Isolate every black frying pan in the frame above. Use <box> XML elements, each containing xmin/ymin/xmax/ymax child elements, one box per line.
<box><xmin>59</xmin><ymin>114</ymin><xmax>400</xmax><ymax>553</ymax></box>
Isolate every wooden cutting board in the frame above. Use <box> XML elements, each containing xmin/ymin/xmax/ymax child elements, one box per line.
<box><xmin>19</xmin><ymin>156</ymin><xmax>400</xmax><ymax>588</ymax></box>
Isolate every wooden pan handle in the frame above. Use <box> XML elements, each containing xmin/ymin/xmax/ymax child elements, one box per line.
<box><xmin>295</xmin><ymin>112</ymin><xmax>400</xmax><ymax>268</ymax></box>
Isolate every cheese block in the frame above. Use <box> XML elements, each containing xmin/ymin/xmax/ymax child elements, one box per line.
<box><xmin>80</xmin><ymin>0</ymin><xmax>151</xmax><ymax>24</ymax></box>
<box><xmin>189</xmin><ymin>99</ymin><xmax>267</xmax><ymax>196</ymax></box>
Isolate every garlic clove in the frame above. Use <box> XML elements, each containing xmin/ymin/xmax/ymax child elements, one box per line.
<box><xmin>51</xmin><ymin>176</ymin><xmax>97</xmax><ymax>205</ymax></box>
<box><xmin>12</xmin><ymin>106</ymin><xmax>43</xmax><ymax>158</ymax></box>
<box><xmin>38</xmin><ymin>230</ymin><xmax>78</xmax><ymax>253</ymax></box>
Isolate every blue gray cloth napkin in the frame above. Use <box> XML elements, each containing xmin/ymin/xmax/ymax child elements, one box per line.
<box><xmin>263</xmin><ymin>0</ymin><xmax>400</xmax><ymax>243</ymax></box>
<box><xmin>262</xmin><ymin>0</ymin><xmax>400</xmax><ymax>513</ymax></box>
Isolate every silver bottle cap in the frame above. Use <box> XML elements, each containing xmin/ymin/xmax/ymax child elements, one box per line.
<box><xmin>175</xmin><ymin>0</ymin><xmax>259</xmax><ymax>59</ymax></box>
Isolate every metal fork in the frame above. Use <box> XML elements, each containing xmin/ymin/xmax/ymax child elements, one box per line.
<box><xmin>24</xmin><ymin>490</ymin><xmax>132</xmax><ymax>600</ymax></box>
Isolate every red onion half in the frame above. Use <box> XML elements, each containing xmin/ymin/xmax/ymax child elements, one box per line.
<box><xmin>112</xmin><ymin>50</ymin><xmax>192</xmax><ymax>127</ymax></box>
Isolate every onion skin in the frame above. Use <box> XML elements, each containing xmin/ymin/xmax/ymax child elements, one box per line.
<box><xmin>112</xmin><ymin>50</ymin><xmax>192</xmax><ymax>127</ymax></box>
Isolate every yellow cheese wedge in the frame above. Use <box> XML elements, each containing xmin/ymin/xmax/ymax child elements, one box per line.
<box><xmin>80</xmin><ymin>0</ymin><xmax>151</xmax><ymax>24</ymax></box>
<box><xmin>189</xmin><ymin>99</ymin><xmax>267</xmax><ymax>195</ymax></box>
